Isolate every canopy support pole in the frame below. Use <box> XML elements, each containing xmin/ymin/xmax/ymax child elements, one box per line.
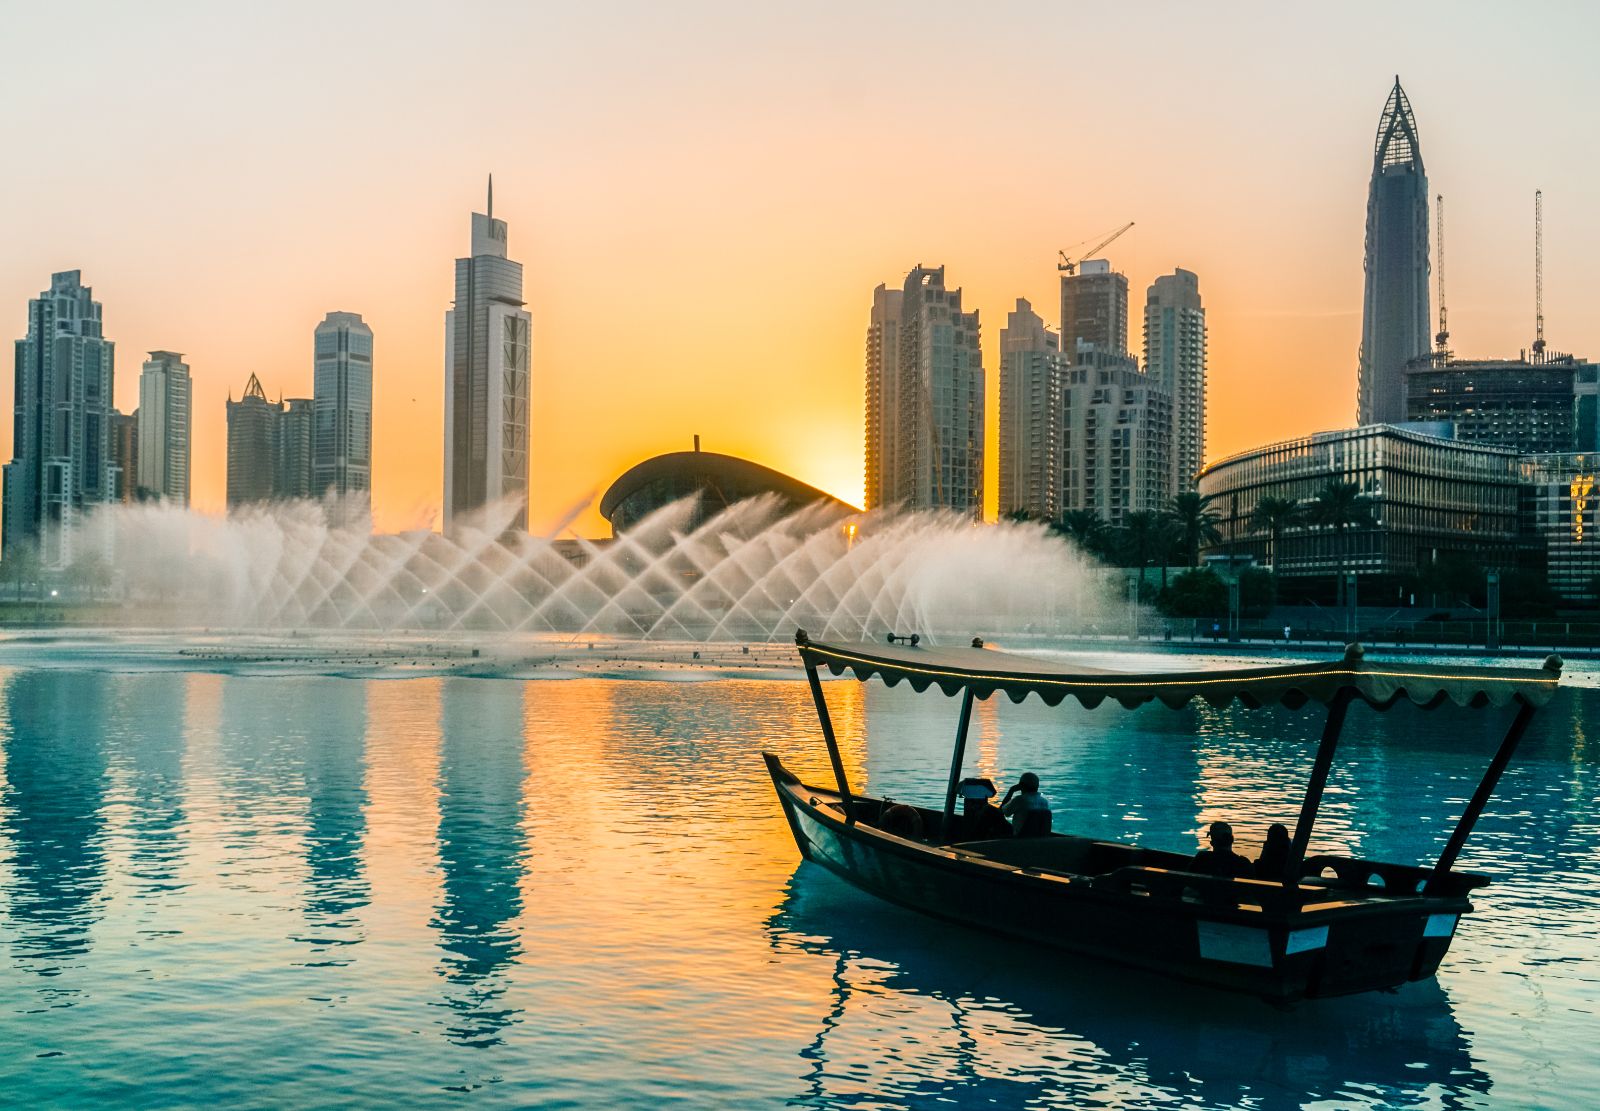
<box><xmin>1285</xmin><ymin>690</ymin><xmax>1353</xmax><ymax>883</ymax></box>
<box><xmin>940</xmin><ymin>688</ymin><xmax>977</xmax><ymax>840</ymax></box>
<box><xmin>805</xmin><ymin>662</ymin><xmax>855</xmax><ymax>823</ymax></box>
<box><xmin>1426</xmin><ymin>698</ymin><xmax>1535</xmax><ymax>894</ymax></box>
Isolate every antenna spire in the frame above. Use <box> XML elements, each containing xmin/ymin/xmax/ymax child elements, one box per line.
<box><xmin>1533</xmin><ymin>189</ymin><xmax>1545</xmax><ymax>358</ymax></box>
<box><xmin>487</xmin><ymin>173</ymin><xmax>493</xmax><ymax>219</ymax></box>
<box><xmin>1434</xmin><ymin>193</ymin><xmax>1448</xmax><ymax>359</ymax></box>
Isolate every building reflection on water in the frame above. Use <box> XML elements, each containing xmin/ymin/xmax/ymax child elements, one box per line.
<box><xmin>432</xmin><ymin>679</ymin><xmax>528</xmax><ymax>1047</ymax></box>
<box><xmin>0</xmin><ymin>671</ymin><xmax>110</xmax><ymax>986</ymax></box>
<box><xmin>110</xmin><ymin>674</ymin><xmax>190</xmax><ymax>896</ymax></box>
<box><xmin>298</xmin><ymin>682</ymin><xmax>369</xmax><ymax>951</ymax></box>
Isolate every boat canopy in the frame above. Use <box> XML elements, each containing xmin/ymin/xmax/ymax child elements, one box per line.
<box><xmin>795</xmin><ymin>634</ymin><xmax>1562</xmax><ymax>712</ymax></box>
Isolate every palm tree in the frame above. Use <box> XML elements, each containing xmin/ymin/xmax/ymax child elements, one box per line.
<box><xmin>1120</xmin><ymin>510</ymin><xmax>1167</xmax><ymax>593</ymax></box>
<box><xmin>1054</xmin><ymin>509</ymin><xmax>1110</xmax><ymax>561</ymax></box>
<box><xmin>1250</xmin><ymin>495</ymin><xmax>1303</xmax><ymax>570</ymax></box>
<box><xmin>1168</xmin><ymin>491</ymin><xmax>1222</xmax><ymax>568</ymax></box>
<box><xmin>1308</xmin><ymin>481</ymin><xmax>1374</xmax><ymax>607</ymax></box>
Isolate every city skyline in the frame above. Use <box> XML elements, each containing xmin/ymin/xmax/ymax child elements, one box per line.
<box><xmin>2</xmin><ymin>6</ymin><xmax>1596</xmax><ymax>535</ymax></box>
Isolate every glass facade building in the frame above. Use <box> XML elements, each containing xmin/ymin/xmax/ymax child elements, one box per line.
<box><xmin>1521</xmin><ymin>453</ymin><xmax>1600</xmax><ymax>603</ymax></box>
<box><xmin>313</xmin><ymin>312</ymin><xmax>373</xmax><ymax>510</ymax></box>
<box><xmin>444</xmin><ymin>186</ymin><xmax>532</xmax><ymax>534</ymax></box>
<box><xmin>1358</xmin><ymin>80</ymin><xmax>1431</xmax><ymax>426</ymax></box>
<box><xmin>1198</xmin><ymin>424</ymin><xmax>1523</xmax><ymax>581</ymax></box>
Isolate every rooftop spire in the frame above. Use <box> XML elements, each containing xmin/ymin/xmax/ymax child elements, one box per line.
<box><xmin>487</xmin><ymin>172</ymin><xmax>493</xmax><ymax>219</ymax></box>
<box><xmin>242</xmin><ymin>372</ymin><xmax>267</xmax><ymax>402</ymax></box>
<box><xmin>1374</xmin><ymin>77</ymin><xmax>1423</xmax><ymax>172</ymax></box>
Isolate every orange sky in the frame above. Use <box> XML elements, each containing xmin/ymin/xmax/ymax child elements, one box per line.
<box><xmin>2</xmin><ymin>4</ymin><xmax>1596</xmax><ymax>535</ymax></box>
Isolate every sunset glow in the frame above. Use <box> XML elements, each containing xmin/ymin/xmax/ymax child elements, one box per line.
<box><xmin>3</xmin><ymin>5</ymin><xmax>1595</xmax><ymax>535</ymax></box>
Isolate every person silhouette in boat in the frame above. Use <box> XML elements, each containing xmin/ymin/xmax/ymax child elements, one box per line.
<box><xmin>1192</xmin><ymin>820</ymin><xmax>1254</xmax><ymax>877</ymax></box>
<box><xmin>1001</xmin><ymin>772</ymin><xmax>1052</xmax><ymax>837</ymax></box>
<box><xmin>1255</xmin><ymin>822</ymin><xmax>1292</xmax><ymax>880</ymax></box>
<box><xmin>953</xmin><ymin>777</ymin><xmax>1012</xmax><ymax>841</ymax></box>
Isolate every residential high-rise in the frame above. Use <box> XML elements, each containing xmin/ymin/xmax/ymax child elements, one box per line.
<box><xmin>1060</xmin><ymin>259</ymin><xmax>1129</xmax><ymax>365</ymax></box>
<box><xmin>136</xmin><ymin>350</ymin><xmax>192</xmax><ymax>504</ymax></box>
<box><xmin>863</xmin><ymin>284</ymin><xmax>903</xmax><ymax>510</ymax></box>
<box><xmin>279</xmin><ymin>398</ymin><xmax>315</xmax><ymax>500</ymax></box>
<box><xmin>4</xmin><ymin>270</ymin><xmax>116</xmax><ymax>566</ymax></box>
<box><xmin>110</xmin><ymin>410</ymin><xmax>139</xmax><ymax>503</ymax></box>
<box><xmin>998</xmin><ymin>298</ymin><xmax>1063</xmax><ymax>519</ymax></box>
<box><xmin>1358</xmin><ymin>77</ymin><xmax>1431</xmax><ymax>425</ymax></box>
<box><xmin>894</xmin><ymin>266</ymin><xmax>984</xmax><ymax>516</ymax></box>
<box><xmin>312</xmin><ymin>312</ymin><xmax>373</xmax><ymax>503</ymax></box>
<box><xmin>444</xmin><ymin>179</ymin><xmax>532</xmax><ymax>532</ymax></box>
<box><xmin>1144</xmin><ymin>269</ymin><xmax>1206</xmax><ymax>493</ymax></box>
<box><xmin>226</xmin><ymin>374</ymin><xmax>314</xmax><ymax>508</ymax></box>
<box><xmin>1060</xmin><ymin>352</ymin><xmax>1172</xmax><ymax>527</ymax></box>
<box><xmin>228</xmin><ymin>374</ymin><xmax>281</xmax><ymax>507</ymax></box>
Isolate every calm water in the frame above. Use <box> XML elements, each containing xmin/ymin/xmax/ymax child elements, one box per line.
<box><xmin>0</xmin><ymin>660</ymin><xmax>1597</xmax><ymax>1108</ymax></box>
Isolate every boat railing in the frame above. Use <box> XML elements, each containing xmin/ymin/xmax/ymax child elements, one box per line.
<box><xmin>1090</xmin><ymin>866</ymin><xmax>1312</xmax><ymax>915</ymax></box>
<box><xmin>1299</xmin><ymin>854</ymin><xmax>1489</xmax><ymax>898</ymax></box>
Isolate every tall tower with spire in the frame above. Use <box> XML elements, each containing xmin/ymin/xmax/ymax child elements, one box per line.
<box><xmin>443</xmin><ymin>176</ymin><xmax>532</xmax><ymax>533</ymax></box>
<box><xmin>1358</xmin><ymin>77</ymin><xmax>1431</xmax><ymax>426</ymax></box>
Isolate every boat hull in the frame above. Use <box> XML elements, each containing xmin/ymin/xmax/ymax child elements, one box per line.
<box><xmin>766</xmin><ymin>753</ymin><xmax>1472</xmax><ymax>1002</ymax></box>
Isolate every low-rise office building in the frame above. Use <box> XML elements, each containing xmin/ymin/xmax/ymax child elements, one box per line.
<box><xmin>1198</xmin><ymin>424</ymin><xmax>1525</xmax><ymax>585</ymax></box>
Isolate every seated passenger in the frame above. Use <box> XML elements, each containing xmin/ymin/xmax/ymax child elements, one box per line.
<box><xmin>1002</xmin><ymin>772</ymin><xmax>1052</xmax><ymax>837</ymax></box>
<box><xmin>878</xmin><ymin>802</ymin><xmax>925</xmax><ymax>840</ymax></box>
<box><xmin>1192</xmin><ymin>821</ymin><xmax>1254</xmax><ymax>877</ymax></box>
<box><xmin>953</xmin><ymin>777</ymin><xmax>1012</xmax><ymax>841</ymax></box>
<box><xmin>1255</xmin><ymin>823</ymin><xmax>1291</xmax><ymax>880</ymax></box>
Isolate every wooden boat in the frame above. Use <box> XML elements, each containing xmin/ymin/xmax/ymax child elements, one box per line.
<box><xmin>766</xmin><ymin>631</ymin><xmax>1563</xmax><ymax>1002</ymax></box>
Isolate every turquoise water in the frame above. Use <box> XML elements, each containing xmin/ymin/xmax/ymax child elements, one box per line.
<box><xmin>0</xmin><ymin>661</ymin><xmax>1596</xmax><ymax>1108</ymax></box>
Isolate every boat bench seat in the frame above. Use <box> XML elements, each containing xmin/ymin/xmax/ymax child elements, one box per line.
<box><xmin>958</xmin><ymin>835</ymin><xmax>1152</xmax><ymax>876</ymax></box>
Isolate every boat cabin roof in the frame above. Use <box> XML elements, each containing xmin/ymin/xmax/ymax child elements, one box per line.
<box><xmin>795</xmin><ymin>635</ymin><xmax>1562</xmax><ymax>712</ymax></box>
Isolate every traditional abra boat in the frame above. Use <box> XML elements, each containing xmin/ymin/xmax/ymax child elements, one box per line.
<box><xmin>766</xmin><ymin>631</ymin><xmax>1563</xmax><ymax>1002</ymax></box>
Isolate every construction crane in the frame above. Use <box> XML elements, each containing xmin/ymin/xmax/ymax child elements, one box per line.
<box><xmin>1533</xmin><ymin>189</ymin><xmax>1546</xmax><ymax>358</ymax></box>
<box><xmin>1434</xmin><ymin>194</ymin><xmax>1449</xmax><ymax>358</ymax></box>
<box><xmin>1058</xmin><ymin>221</ymin><xmax>1135</xmax><ymax>275</ymax></box>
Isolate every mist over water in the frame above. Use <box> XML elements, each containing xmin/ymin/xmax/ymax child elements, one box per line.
<box><xmin>75</xmin><ymin>494</ymin><xmax>1118</xmax><ymax>642</ymax></box>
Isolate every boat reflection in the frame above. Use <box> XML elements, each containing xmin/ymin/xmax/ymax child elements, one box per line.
<box><xmin>767</xmin><ymin>865</ymin><xmax>1490</xmax><ymax>1110</ymax></box>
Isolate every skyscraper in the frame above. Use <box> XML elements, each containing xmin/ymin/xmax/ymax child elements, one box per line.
<box><xmin>1358</xmin><ymin>77</ymin><xmax>1431</xmax><ymax>426</ymax></box>
<box><xmin>279</xmin><ymin>398</ymin><xmax>315</xmax><ymax>500</ymax></box>
<box><xmin>4</xmin><ymin>271</ymin><xmax>116</xmax><ymax>566</ymax></box>
<box><xmin>894</xmin><ymin>266</ymin><xmax>984</xmax><ymax>517</ymax></box>
<box><xmin>312</xmin><ymin>312</ymin><xmax>374</xmax><ymax>505</ymax></box>
<box><xmin>109</xmin><ymin>410</ymin><xmax>139</xmax><ymax>503</ymax></box>
<box><xmin>444</xmin><ymin>179</ymin><xmax>532</xmax><ymax>533</ymax></box>
<box><xmin>863</xmin><ymin>284</ymin><xmax>903</xmax><ymax>510</ymax></box>
<box><xmin>136</xmin><ymin>350</ymin><xmax>192</xmax><ymax>504</ymax></box>
<box><xmin>227</xmin><ymin>374</ymin><xmax>281</xmax><ymax>507</ymax></box>
<box><xmin>226</xmin><ymin>374</ymin><xmax>314</xmax><ymax>508</ymax></box>
<box><xmin>1144</xmin><ymin>269</ymin><xmax>1206</xmax><ymax>493</ymax></box>
<box><xmin>1060</xmin><ymin>259</ymin><xmax>1129</xmax><ymax>365</ymax></box>
<box><xmin>1060</xmin><ymin>352</ymin><xmax>1172</xmax><ymax>527</ymax></box>
<box><xmin>998</xmin><ymin>298</ymin><xmax>1063</xmax><ymax>519</ymax></box>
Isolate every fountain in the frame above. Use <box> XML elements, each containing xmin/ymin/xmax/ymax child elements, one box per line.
<box><xmin>72</xmin><ymin>494</ymin><xmax>1118</xmax><ymax>642</ymax></box>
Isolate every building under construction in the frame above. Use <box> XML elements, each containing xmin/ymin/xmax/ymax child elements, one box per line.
<box><xmin>1404</xmin><ymin>353</ymin><xmax>1599</xmax><ymax>456</ymax></box>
